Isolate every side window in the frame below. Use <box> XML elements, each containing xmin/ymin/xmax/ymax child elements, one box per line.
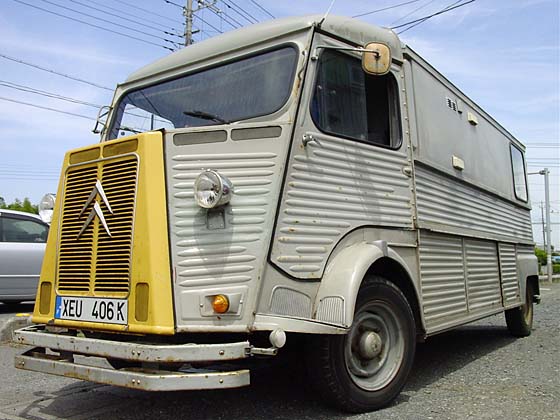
<box><xmin>310</xmin><ymin>49</ymin><xmax>401</xmax><ymax>148</ymax></box>
<box><xmin>1</xmin><ymin>216</ymin><xmax>48</xmax><ymax>243</ymax></box>
<box><xmin>510</xmin><ymin>145</ymin><xmax>528</xmax><ymax>202</ymax></box>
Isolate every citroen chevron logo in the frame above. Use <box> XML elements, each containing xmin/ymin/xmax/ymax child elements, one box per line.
<box><xmin>77</xmin><ymin>180</ymin><xmax>113</xmax><ymax>239</ymax></box>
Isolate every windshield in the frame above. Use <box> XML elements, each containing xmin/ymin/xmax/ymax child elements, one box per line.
<box><xmin>108</xmin><ymin>46</ymin><xmax>298</xmax><ymax>139</ymax></box>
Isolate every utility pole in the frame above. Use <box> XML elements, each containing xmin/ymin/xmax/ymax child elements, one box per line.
<box><xmin>541</xmin><ymin>168</ymin><xmax>553</xmax><ymax>283</ymax></box>
<box><xmin>184</xmin><ymin>0</ymin><xmax>194</xmax><ymax>46</ymax></box>
<box><xmin>183</xmin><ymin>0</ymin><xmax>220</xmax><ymax>46</ymax></box>
<box><xmin>540</xmin><ymin>202</ymin><xmax>546</xmax><ymax>251</ymax></box>
<box><xmin>529</xmin><ymin>169</ymin><xmax>554</xmax><ymax>282</ymax></box>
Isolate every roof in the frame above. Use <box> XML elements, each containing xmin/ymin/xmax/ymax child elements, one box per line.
<box><xmin>0</xmin><ymin>209</ymin><xmax>43</xmax><ymax>221</ymax></box>
<box><xmin>124</xmin><ymin>15</ymin><xmax>402</xmax><ymax>84</ymax></box>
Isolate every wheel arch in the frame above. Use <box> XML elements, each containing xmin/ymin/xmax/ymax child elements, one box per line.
<box><xmin>365</xmin><ymin>257</ymin><xmax>425</xmax><ymax>339</ymax></box>
<box><xmin>527</xmin><ymin>274</ymin><xmax>540</xmax><ymax>304</ymax></box>
<box><xmin>313</xmin><ymin>241</ymin><xmax>425</xmax><ymax>335</ymax></box>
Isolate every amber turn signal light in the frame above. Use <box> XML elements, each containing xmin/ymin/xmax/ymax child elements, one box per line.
<box><xmin>212</xmin><ymin>294</ymin><xmax>230</xmax><ymax>314</ymax></box>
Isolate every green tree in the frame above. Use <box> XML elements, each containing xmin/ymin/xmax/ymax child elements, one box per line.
<box><xmin>0</xmin><ymin>197</ymin><xmax>39</xmax><ymax>214</ymax></box>
<box><xmin>534</xmin><ymin>247</ymin><xmax>547</xmax><ymax>266</ymax></box>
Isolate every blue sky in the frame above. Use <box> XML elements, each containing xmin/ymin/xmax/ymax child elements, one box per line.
<box><xmin>0</xmin><ymin>0</ymin><xmax>558</xmax><ymax>248</ymax></box>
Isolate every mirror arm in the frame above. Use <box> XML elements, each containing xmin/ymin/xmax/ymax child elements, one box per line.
<box><xmin>314</xmin><ymin>45</ymin><xmax>380</xmax><ymax>58</ymax></box>
<box><xmin>92</xmin><ymin>105</ymin><xmax>112</xmax><ymax>137</ymax></box>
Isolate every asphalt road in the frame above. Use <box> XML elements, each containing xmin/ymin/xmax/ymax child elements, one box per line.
<box><xmin>1</xmin><ymin>284</ymin><xmax>559</xmax><ymax>420</ymax></box>
<box><xmin>0</xmin><ymin>302</ymin><xmax>34</xmax><ymax>323</ymax></box>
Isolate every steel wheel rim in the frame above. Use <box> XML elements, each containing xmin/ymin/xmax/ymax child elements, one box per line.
<box><xmin>344</xmin><ymin>300</ymin><xmax>405</xmax><ymax>391</ymax></box>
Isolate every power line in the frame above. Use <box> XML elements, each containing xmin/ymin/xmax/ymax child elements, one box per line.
<box><xmin>163</xmin><ymin>0</ymin><xmax>183</xmax><ymax>9</ymax></box>
<box><xmin>11</xmin><ymin>0</ymin><xmax>175</xmax><ymax>51</ymax></box>
<box><xmin>90</xmin><ymin>0</ymin><xmax>184</xmax><ymax>35</ymax></box>
<box><xmin>0</xmin><ymin>96</ymin><xmax>96</xmax><ymax>121</ymax></box>
<box><xmin>206</xmin><ymin>7</ymin><xmax>242</xmax><ymax>29</ymax></box>
<box><xmin>390</xmin><ymin>0</ymin><xmax>438</xmax><ymax>26</ymax></box>
<box><xmin>393</xmin><ymin>0</ymin><xmax>476</xmax><ymax>34</ymax></box>
<box><xmin>353</xmin><ymin>0</ymin><xmax>422</xmax><ymax>18</ymax></box>
<box><xmin>0</xmin><ymin>169</ymin><xmax>59</xmax><ymax>175</ymax></box>
<box><xmin>0</xmin><ymin>80</ymin><xmax>172</xmax><ymax>124</ymax></box>
<box><xmin>67</xmin><ymin>0</ymin><xmax>184</xmax><ymax>39</ymax></box>
<box><xmin>248</xmin><ymin>0</ymin><xmax>275</xmax><ymax>19</ymax></box>
<box><xmin>0</xmin><ymin>80</ymin><xmax>103</xmax><ymax>109</ymax></box>
<box><xmin>194</xmin><ymin>12</ymin><xmax>224</xmax><ymax>34</ymax></box>
<box><xmin>394</xmin><ymin>0</ymin><xmax>464</xmax><ymax>31</ymax></box>
<box><xmin>0</xmin><ymin>53</ymin><xmax>113</xmax><ymax>91</ymax></box>
<box><xmin>220</xmin><ymin>1</ymin><xmax>258</xmax><ymax>24</ymax></box>
<box><xmin>36</xmin><ymin>0</ymin><xmax>180</xmax><ymax>46</ymax></box>
<box><xmin>112</xmin><ymin>0</ymin><xmax>185</xmax><ymax>26</ymax></box>
<box><xmin>0</xmin><ymin>177</ymin><xmax>60</xmax><ymax>181</ymax></box>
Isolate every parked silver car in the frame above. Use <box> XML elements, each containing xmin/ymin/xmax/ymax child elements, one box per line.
<box><xmin>0</xmin><ymin>209</ymin><xmax>48</xmax><ymax>304</ymax></box>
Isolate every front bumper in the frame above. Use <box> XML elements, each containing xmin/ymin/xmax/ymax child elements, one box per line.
<box><xmin>14</xmin><ymin>325</ymin><xmax>276</xmax><ymax>391</ymax></box>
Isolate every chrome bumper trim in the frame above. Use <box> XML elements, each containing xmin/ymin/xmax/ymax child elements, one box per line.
<box><xmin>15</xmin><ymin>351</ymin><xmax>249</xmax><ymax>391</ymax></box>
<box><xmin>14</xmin><ymin>325</ymin><xmax>250</xmax><ymax>362</ymax></box>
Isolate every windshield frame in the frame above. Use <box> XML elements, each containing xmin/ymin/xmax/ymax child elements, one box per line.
<box><xmin>106</xmin><ymin>43</ymin><xmax>300</xmax><ymax>140</ymax></box>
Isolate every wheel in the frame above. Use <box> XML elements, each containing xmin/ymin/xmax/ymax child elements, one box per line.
<box><xmin>306</xmin><ymin>277</ymin><xmax>416</xmax><ymax>413</ymax></box>
<box><xmin>1</xmin><ymin>301</ymin><xmax>22</xmax><ymax>306</ymax></box>
<box><xmin>505</xmin><ymin>281</ymin><xmax>534</xmax><ymax>337</ymax></box>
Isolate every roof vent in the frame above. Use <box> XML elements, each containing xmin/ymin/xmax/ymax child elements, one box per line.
<box><xmin>446</xmin><ymin>97</ymin><xmax>458</xmax><ymax>112</ymax></box>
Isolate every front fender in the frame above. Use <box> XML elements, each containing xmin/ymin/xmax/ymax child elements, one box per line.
<box><xmin>313</xmin><ymin>241</ymin><xmax>409</xmax><ymax>328</ymax></box>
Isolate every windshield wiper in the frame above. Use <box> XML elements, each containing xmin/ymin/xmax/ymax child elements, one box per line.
<box><xmin>117</xmin><ymin>126</ymin><xmax>142</xmax><ymax>134</ymax></box>
<box><xmin>183</xmin><ymin>110</ymin><xmax>229</xmax><ymax>124</ymax></box>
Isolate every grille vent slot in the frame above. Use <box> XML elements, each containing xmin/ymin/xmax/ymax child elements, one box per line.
<box><xmin>56</xmin><ymin>154</ymin><xmax>138</xmax><ymax>297</ymax></box>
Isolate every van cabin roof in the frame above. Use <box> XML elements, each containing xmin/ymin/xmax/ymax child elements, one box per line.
<box><xmin>124</xmin><ymin>15</ymin><xmax>402</xmax><ymax>84</ymax></box>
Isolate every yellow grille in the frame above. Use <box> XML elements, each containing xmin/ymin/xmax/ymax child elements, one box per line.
<box><xmin>57</xmin><ymin>154</ymin><xmax>138</xmax><ymax>297</ymax></box>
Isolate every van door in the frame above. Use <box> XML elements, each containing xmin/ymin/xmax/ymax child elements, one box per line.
<box><xmin>271</xmin><ymin>32</ymin><xmax>414</xmax><ymax>280</ymax></box>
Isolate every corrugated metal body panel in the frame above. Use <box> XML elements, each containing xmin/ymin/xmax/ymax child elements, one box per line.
<box><xmin>464</xmin><ymin>239</ymin><xmax>502</xmax><ymax>312</ymax></box>
<box><xmin>271</xmin><ymin>134</ymin><xmax>413</xmax><ymax>279</ymax></box>
<box><xmin>165</xmin><ymin>127</ymin><xmax>290</xmax><ymax>327</ymax></box>
<box><xmin>419</xmin><ymin>232</ymin><xmax>467</xmax><ymax>330</ymax></box>
<box><xmin>516</xmin><ymin>244</ymin><xmax>535</xmax><ymax>256</ymax></box>
<box><xmin>171</xmin><ymin>151</ymin><xmax>276</xmax><ymax>286</ymax></box>
<box><xmin>415</xmin><ymin>166</ymin><xmax>533</xmax><ymax>243</ymax></box>
<box><xmin>499</xmin><ymin>243</ymin><xmax>520</xmax><ymax>306</ymax></box>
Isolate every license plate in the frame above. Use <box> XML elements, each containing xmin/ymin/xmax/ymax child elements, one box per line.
<box><xmin>55</xmin><ymin>296</ymin><xmax>128</xmax><ymax>325</ymax></box>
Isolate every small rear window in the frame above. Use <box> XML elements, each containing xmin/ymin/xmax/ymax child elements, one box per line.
<box><xmin>510</xmin><ymin>145</ymin><xmax>528</xmax><ymax>202</ymax></box>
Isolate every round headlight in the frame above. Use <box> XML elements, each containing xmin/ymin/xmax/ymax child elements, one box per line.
<box><xmin>39</xmin><ymin>193</ymin><xmax>56</xmax><ymax>224</ymax></box>
<box><xmin>194</xmin><ymin>170</ymin><xmax>233</xmax><ymax>209</ymax></box>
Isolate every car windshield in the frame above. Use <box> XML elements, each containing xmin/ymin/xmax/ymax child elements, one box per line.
<box><xmin>108</xmin><ymin>47</ymin><xmax>298</xmax><ymax>139</ymax></box>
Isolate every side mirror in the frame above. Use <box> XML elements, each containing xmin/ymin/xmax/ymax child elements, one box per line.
<box><xmin>92</xmin><ymin>105</ymin><xmax>112</xmax><ymax>136</ymax></box>
<box><xmin>362</xmin><ymin>42</ymin><xmax>392</xmax><ymax>75</ymax></box>
<box><xmin>39</xmin><ymin>193</ymin><xmax>56</xmax><ymax>224</ymax></box>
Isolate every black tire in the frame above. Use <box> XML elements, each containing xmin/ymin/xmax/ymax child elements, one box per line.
<box><xmin>505</xmin><ymin>281</ymin><xmax>534</xmax><ymax>337</ymax></box>
<box><xmin>306</xmin><ymin>277</ymin><xmax>416</xmax><ymax>413</ymax></box>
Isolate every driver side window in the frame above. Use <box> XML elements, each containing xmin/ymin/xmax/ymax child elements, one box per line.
<box><xmin>310</xmin><ymin>49</ymin><xmax>401</xmax><ymax>148</ymax></box>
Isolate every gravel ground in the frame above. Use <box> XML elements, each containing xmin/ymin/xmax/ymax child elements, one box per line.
<box><xmin>1</xmin><ymin>283</ymin><xmax>559</xmax><ymax>420</ymax></box>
